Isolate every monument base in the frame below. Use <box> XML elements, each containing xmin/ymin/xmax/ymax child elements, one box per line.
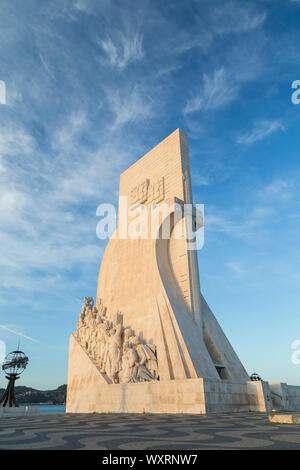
<box><xmin>0</xmin><ymin>406</ymin><xmax>40</xmax><ymax>418</ymax></box>
<box><xmin>66</xmin><ymin>376</ymin><xmax>273</xmax><ymax>414</ymax></box>
<box><xmin>66</xmin><ymin>334</ymin><xmax>300</xmax><ymax>414</ymax></box>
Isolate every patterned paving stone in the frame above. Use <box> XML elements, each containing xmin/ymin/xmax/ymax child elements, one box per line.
<box><xmin>0</xmin><ymin>412</ymin><xmax>299</xmax><ymax>450</ymax></box>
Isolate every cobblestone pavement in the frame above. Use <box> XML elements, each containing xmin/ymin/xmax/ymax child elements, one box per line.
<box><xmin>0</xmin><ymin>412</ymin><xmax>300</xmax><ymax>450</ymax></box>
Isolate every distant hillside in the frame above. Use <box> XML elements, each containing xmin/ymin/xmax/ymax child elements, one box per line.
<box><xmin>0</xmin><ymin>384</ymin><xmax>67</xmax><ymax>405</ymax></box>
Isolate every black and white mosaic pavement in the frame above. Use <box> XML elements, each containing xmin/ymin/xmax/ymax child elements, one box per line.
<box><xmin>0</xmin><ymin>412</ymin><xmax>300</xmax><ymax>450</ymax></box>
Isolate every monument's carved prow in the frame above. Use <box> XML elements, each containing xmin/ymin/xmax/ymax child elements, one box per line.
<box><xmin>75</xmin><ymin>297</ymin><xmax>158</xmax><ymax>384</ymax></box>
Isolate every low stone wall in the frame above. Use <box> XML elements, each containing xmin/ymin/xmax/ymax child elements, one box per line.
<box><xmin>287</xmin><ymin>385</ymin><xmax>300</xmax><ymax>410</ymax></box>
<box><xmin>203</xmin><ymin>379</ymin><xmax>273</xmax><ymax>413</ymax></box>
<box><xmin>68</xmin><ymin>379</ymin><xmax>206</xmax><ymax>414</ymax></box>
<box><xmin>203</xmin><ymin>380</ymin><xmax>249</xmax><ymax>413</ymax></box>
<box><xmin>269</xmin><ymin>383</ymin><xmax>290</xmax><ymax>410</ymax></box>
<box><xmin>269</xmin><ymin>383</ymin><xmax>300</xmax><ymax>411</ymax></box>
<box><xmin>67</xmin><ymin>375</ymin><xmax>272</xmax><ymax>414</ymax></box>
<box><xmin>247</xmin><ymin>381</ymin><xmax>273</xmax><ymax>412</ymax></box>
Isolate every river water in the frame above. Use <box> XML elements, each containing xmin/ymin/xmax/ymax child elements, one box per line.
<box><xmin>22</xmin><ymin>404</ymin><xmax>66</xmax><ymax>414</ymax></box>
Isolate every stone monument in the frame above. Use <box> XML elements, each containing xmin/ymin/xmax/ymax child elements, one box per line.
<box><xmin>66</xmin><ymin>129</ymin><xmax>300</xmax><ymax>414</ymax></box>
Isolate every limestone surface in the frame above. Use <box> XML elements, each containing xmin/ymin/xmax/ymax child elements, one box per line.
<box><xmin>66</xmin><ymin>129</ymin><xmax>300</xmax><ymax>414</ymax></box>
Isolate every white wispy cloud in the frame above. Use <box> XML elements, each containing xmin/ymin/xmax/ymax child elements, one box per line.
<box><xmin>205</xmin><ymin>203</ymin><xmax>277</xmax><ymax>243</ymax></box>
<box><xmin>39</xmin><ymin>53</ymin><xmax>54</xmax><ymax>78</ymax></box>
<box><xmin>184</xmin><ymin>37</ymin><xmax>266</xmax><ymax>116</ymax></box>
<box><xmin>204</xmin><ymin>176</ymin><xmax>297</xmax><ymax>247</ymax></box>
<box><xmin>182</xmin><ymin>2</ymin><xmax>267</xmax><ymax>119</ymax></box>
<box><xmin>73</xmin><ymin>0</ymin><xmax>92</xmax><ymax>14</ymax></box>
<box><xmin>257</xmin><ymin>178</ymin><xmax>294</xmax><ymax>202</ymax></box>
<box><xmin>237</xmin><ymin>120</ymin><xmax>285</xmax><ymax>145</ymax></box>
<box><xmin>0</xmin><ymin>126</ymin><xmax>35</xmax><ymax>156</ymax></box>
<box><xmin>100</xmin><ymin>32</ymin><xmax>144</xmax><ymax>69</ymax></box>
<box><xmin>172</xmin><ymin>30</ymin><xmax>213</xmax><ymax>55</ymax></box>
<box><xmin>225</xmin><ymin>261</ymin><xmax>247</xmax><ymax>276</ymax></box>
<box><xmin>173</xmin><ymin>2</ymin><xmax>266</xmax><ymax>56</ymax></box>
<box><xmin>107</xmin><ymin>85</ymin><xmax>153</xmax><ymax>129</ymax></box>
<box><xmin>184</xmin><ymin>67</ymin><xmax>238</xmax><ymax>114</ymax></box>
<box><xmin>210</xmin><ymin>2</ymin><xmax>266</xmax><ymax>34</ymax></box>
<box><xmin>52</xmin><ymin>110</ymin><xmax>87</xmax><ymax>150</ymax></box>
<box><xmin>0</xmin><ymin>325</ymin><xmax>39</xmax><ymax>343</ymax></box>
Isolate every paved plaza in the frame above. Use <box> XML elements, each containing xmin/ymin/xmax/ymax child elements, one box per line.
<box><xmin>0</xmin><ymin>412</ymin><xmax>300</xmax><ymax>450</ymax></box>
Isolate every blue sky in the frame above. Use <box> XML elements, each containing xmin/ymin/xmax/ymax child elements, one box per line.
<box><xmin>0</xmin><ymin>0</ymin><xmax>300</xmax><ymax>389</ymax></box>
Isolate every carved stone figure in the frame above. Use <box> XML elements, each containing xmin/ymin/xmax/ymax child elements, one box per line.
<box><xmin>105</xmin><ymin>323</ymin><xmax>123</xmax><ymax>383</ymax></box>
<box><xmin>77</xmin><ymin>298</ymin><xmax>89</xmax><ymax>331</ymax></box>
<box><xmin>75</xmin><ymin>297</ymin><xmax>159</xmax><ymax>384</ymax></box>
<box><xmin>119</xmin><ymin>341</ymin><xmax>139</xmax><ymax>383</ymax></box>
<box><xmin>84</xmin><ymin>297</ymin><xmax>94</xmax><ymax>309</ymax></box>
<box><xmin>131</xmin><ymin>336</ymin><xmax>158</xmax><ymax>382</ymax></box>
<box><xmin>97</xmin><ymin>297</ymin><xmax>107</xmax><ymax>320</ymax></box>
<box><xmin>96</xmin><ymin>321</ymin><xmax>106</xmax><ymax>370</ymax></box>
<box><xmin>100</xmin><ymin>320</ymin><xmax>111</xmax><ymax>373</ymax></box>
